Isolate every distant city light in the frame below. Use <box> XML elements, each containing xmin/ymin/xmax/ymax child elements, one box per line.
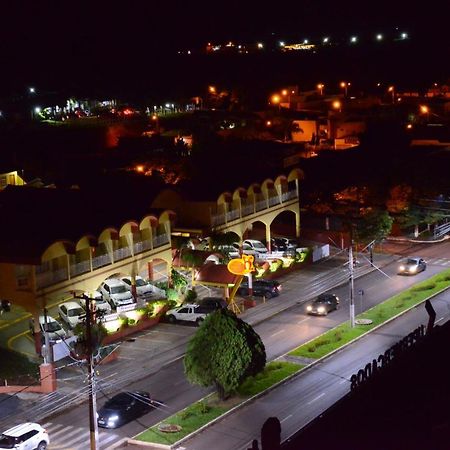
<box><xmin>29</xmin><ymin>87</ymin><xmax>35</xmax><ymax>94</ymax></box>
<box><xmin>271</xmin><ymin>94</ymin><xmax>281</xmax><ymax>104</ymax></box>
<box><xmin>303</xmin><ymin>39</ymin><xmax>309</xmax><ymax>44</ymax></box>
<box><xmin>332</xmin><ymin>100</ymin><xmax>341</xmax><ymax>110</ymax></box>
<box><xmin>350</xmin><ymin>36</ymin><xmax>357</xmax><ymax>43</ymax></box>
<box><xmin>135</xmin><ymin>165</ymin><xmax>145</xmax><ymax>173</ymax></box>
<box><xmin>406</xmin><ymin>123</ymin><xmax>413</xmax><ymax>129</ymax></box>
<box><xmin>279</xmin><ymin>41</ymin><xmax>285</xmax><ymax>47</ymax></box>
<box><xmin>376</xmin><ymin>34</ymin><xmax>383</xmax><ymax>41</ymax></box>
<box><xmin>257</xmin><ymin>42</ymin><xmax>264</xmax><ymax>49</ymax></box>
<box><xmin>323</xmin><ymin>37</ymin><xmax>329</xmax><ymax>43</ymax></box>
<box><xmin>281</xmin><ymin>89</ymin><xmax>288</xmax><ymax>96</ymax></box>
<box><xmin>34</xmin><ymin>107</ymin><xmax>41</xmax><ymax>113</ymax></box>
<box><xmin>401</xmin><ymin>32</ymin><xmax>408</xmax><ymax>39</ymax></box>
<box><xmin>420</xmin><ymin>105</ymin><xmax>429</xmax><ymax>114</ymax></box>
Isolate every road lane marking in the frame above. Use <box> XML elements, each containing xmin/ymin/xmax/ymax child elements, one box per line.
<box><xmin>270</xmin><ymin>329</ymin><xmax>285</xmax><ymax>337</ymax></box>
<box><xmin>339</xmin><ymin>379</ymin><xmax>347</xmax><ymax>384</ymax></box>
<box><xmin>280</xmin><ymin>414</ymin><xmax>292</xmax><ymax>423</ymax></box>
<box><xmin>297</xmin><ymin>318</ymin><xmax>309</xmax><ymax>325</ymax></box>
<box><xmin>307</xmin><ymin>392</ymin><xmax>325</xmax><ymax>405</ymax></box>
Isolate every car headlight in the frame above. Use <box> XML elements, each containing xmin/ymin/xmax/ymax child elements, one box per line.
<box><xmin>399</xmin><ymin>265</ymin><xmax>405</xmax><ymax>271</ymax></box>
<box><xmin>317</xmin><ymin>306</ymin><xmax>325</xmax><ymax>313</ymax></box>
<box><xmin>306</xmin><ymin>305</ymin><xmax>312</xmax><ymax>311</ymax></box>
<box><xmin>108</xmin><ymin>415</ymin><xmax>119</xmax><ymax>421</ymax></box>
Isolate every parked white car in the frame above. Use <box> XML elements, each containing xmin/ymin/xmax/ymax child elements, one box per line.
<box><xmin>29</xmin><ymin>315</ymin><xmax>67</xmax><ymax>342</ymax></box>
<box><xmin>0</xmin><ymin>422</ymin><xmax>49</xmax><ymax>450</ymax></box>
<box><xmin>243</xmin><ymin>239</ymin><xmax>268</xmax><ymax>254</ymax></box>
<box><xmin>58</xmin><ymin>301</ymin><xmax>86</xmax><ymax>329</ymax></box>
<box><xmin>84</xmin><ymin>290</ymin><xmax>112</xmax><ymax>314</ymax></box>
<box><xmin>98</xmin><ymin>279</ymin><xmax>134</xmax><ymax>308</ymax></box>
<box><xmin>121</xmin><ymin>276</ymin><xmax>154</xmax><ymax>299</ymax></box>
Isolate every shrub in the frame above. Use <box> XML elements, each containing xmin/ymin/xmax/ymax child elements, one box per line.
<box><xmin>179</xmin><ymin>409</ymin><xmax>192</xmax><ymax>420</ymax></box>
<box><xmin>166</xmin><ymin>288</ymin><xmax>180</xmax><ymax>302</ymax></box>
<box><xmin>195</xmin><ymin>401</ymin><xmax>210</xmax><ymax>414</ymax></box>
<box><xmin>184</xmin><ymin>288</ymin><xmax>198</xmax><ymax>303</ymax></box>
<box><xmin>127</xmin><ymin>318</ymin><xmax>136</xmax><ymax>326</ymax></box>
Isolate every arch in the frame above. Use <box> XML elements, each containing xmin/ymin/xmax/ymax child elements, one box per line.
<box><xmin>217</xmin><ymin>192</ymin><xmax>232</xmax><ymax>205</ymax></box>
<box><xmin>120</xmin><ymin>221</ymin><xmax>139</xmax><ymax>236</ymax></box>
<box><xmin>140</xmin><ymin>215</ymin><xmax>159</xmax><ymax>230</ymax></box>
<box><xmin>233</xmin><ymin>187</ymin><xmax>247</xmax><ymax>201</ymax></box>
<box><xmin>42</xmin><ymin>240</ymin><xmax>75</xmax><ymax>262</ymax></box>
<box><xmin>288</xmin><ymin>167</ymin><xmax>305</xmax><ymax>182</ymax></box>
<box><xmin>159</xmin><ymin>209</ymin><xmax>177</xmax><ymax>225</ymax></box>
<box><xmin>98</xmin><ymin>227</ymin><xmax>119</xmax><ymax>243</ymax></box>
<box><xmin>75</xmin><ymin>235</ymin><xmax>97</xmax><ymax>251</ymax></box>
<box><xmin>261</xmin><ymin>178</ymin><xmax>275</xmax><ymax>198</ymax></box>
<box><xmin>247</xmin><ymin>183</ymin><xmax>261</xmax><ymax>196</ymax></box>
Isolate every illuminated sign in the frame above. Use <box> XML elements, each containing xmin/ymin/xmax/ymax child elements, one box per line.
<box><xmin>227</xmin><ymin>254</ymin><xmax>255</xmax><ymax>275</ymax></box>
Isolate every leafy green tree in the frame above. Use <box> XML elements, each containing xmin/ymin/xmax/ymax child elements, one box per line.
<box><xmin>184</xmin><ymin>309</ymin><xmax>266</xmax><ymax>400</ymax></box>
<box><xmin>354</xmin><ymin>208</ymin><xmax>393</xmax><ymax>243</ymax></box>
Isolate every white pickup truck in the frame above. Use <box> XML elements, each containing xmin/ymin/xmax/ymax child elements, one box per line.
<box><xmin>165</xmin><ymin>304</ymin><xmax>209</xmax><ymax>326</ymax></box>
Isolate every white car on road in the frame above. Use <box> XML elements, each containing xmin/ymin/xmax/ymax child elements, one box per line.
<box><xmin>58</xmin><ymin>301</ymin><xmax>86</xmax><ymax>329</ymax></box>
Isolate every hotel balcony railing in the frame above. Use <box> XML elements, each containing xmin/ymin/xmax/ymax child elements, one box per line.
<box><xmin>268</xmin><ymin>194</ymin><xmax>280</xmax><ymax>207</ymax></box>
<box><xmin>211</xmin><ymin>213</ymin><xmax>226</xmax><ymax>226</ymax></box>
<box><xmin>113</xmin><ymin>246</ymin><xmax>132</xmax><ymax>262</ymax></box>
<box><xmin>36</xmin><ymin>267</ymin><xmax>69</xmax><ymax>289</ymax></box>
<box><xmin>152</xmin><ymin>233</ymin><xmax>170</xmax><ymax>248</ymax></box>
<box><xmin>281</xmin><ymin>189</ymin><xmax>298</xmax><ymax>202</ymax></box>
<box><xmin>241</xmin><ymin>203</ymin><xmax>254</xmax><ymax>217</ymax></box>
<box><xmin>34</xmin><ymin>234</ymin><xmax>170</xmax><ymax>290</ymax></box>
<box><xmin>226</xmin><ymin>209</ymin><xmax>240</xmax><ymax>222</ymax></box>
<box><xmin>70</xmin><ymin>260</ymin><xmax>90</xmax><ymax>277</ymax></box>
<box><xmin>92</xmin><ymin>254</ymin><xmax>112</xmax><ymax>270</ymax></box>
<box><xmin>255</xmin><ymin>199</ymin><xmax>267</xmax><ymax>212</ymax></box>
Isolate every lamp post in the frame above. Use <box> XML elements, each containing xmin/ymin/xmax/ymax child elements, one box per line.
<box><xmin>349</xmin><ymin>238</ymin><xmax>355</xmax><ymax>328</ymax></box>
<box><xmin>340</xmin><ymin>81</ymin><xmax>350</xmax><ymax>97</ymax></box>
<box><xmin>388</xmin><ymin>86</ymin><xmax>395</xmax><ymax>104</ymax></box>
<box><xmin>317</xmin><ymin>83</ymin><xmax>324</xmax><ymax>96</ymax></box>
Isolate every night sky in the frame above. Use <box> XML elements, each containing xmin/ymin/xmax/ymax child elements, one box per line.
<box><xmin>0</xmin><ymin>1</ymin><xmax>447</xmax><ymax>96</ymax></box>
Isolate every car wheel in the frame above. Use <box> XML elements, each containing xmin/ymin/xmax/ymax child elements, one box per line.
<box><xmin>167</xmin><ymin>315</ymin><xmax>176</xmax><ymax>323</ymax></box>
<box><xmin>265</xmin><ymin>291</ymin><xmax>273</xmax><ymax>299</ymax></box>
<box><xmin>37</xmin><ymin>442</ymin><xmax>48</xmax><ymax>450</ymax></box>
<box><xmin>196</xmin><ymin>318</ymin><xmax>204</xmax><ymax>326</ymax></box>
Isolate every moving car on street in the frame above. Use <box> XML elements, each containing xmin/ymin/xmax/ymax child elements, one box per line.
<box><xmin>398</xmin><ymin>257</ymin><xmax>426</xmax><ymax>275</ymax></box>
<box><xmin>306</xmin><ymin>293</ymin><xmax>339</xmax><ymax>316</ymax></box>
<box><xmin>97</xmin><ymin>391</ymin><xmax>157</xmax><ymax>429</ymax></box>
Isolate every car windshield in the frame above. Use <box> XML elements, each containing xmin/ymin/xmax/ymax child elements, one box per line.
<box><xmin>0</xmin><ymin>434</ymin><xmax>18</xmax><ymax>447</ymax></box>
<box><xmin>406</xmin><ymin>259</ymin><xmax>418</xmax><ymax>265</ymax></box>
<box><xmin>314</xmin><ymin>298</ymin><xmax>327</xmax><ymax>304</ymax></box>
<box><xmin>44</xmin><ymin>321</ymin><xmax>62</xmax><ymax>332</ymax></box>
<box><xmin>105</xmin><ymin>393</ymin><xmax>131</xmax><ymax>408</ymax></box>
<box><xmin>136</xmin><ymin>279</ymin><xmax>147</xmax><ymax>287</ymax></box>
<box><xmin>252</xmin><ymin>242</ymin><xmax>266</xmax><ymax>249</ymax></box>
<box><xmin>111</xmin><ymin>285</ymin><xmax>127</xmax><ymax>294</ymax></box>
<box><xmin>68</xmin><ymin>308</ymin><xmax>84</xmax><ymax>317</ymax></box>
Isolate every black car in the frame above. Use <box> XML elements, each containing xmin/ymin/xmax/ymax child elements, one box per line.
<box><xmin>195</xmin><ymin>297</ymin><xmax>228</xmax><ymax>312</ymax></box>
<box><xmin>238</xmin><ymin>279</ymin><xmax>281</xmax><ymax>298</ymax></box>
<box><xmin>306</xmin><ymin>293</ymin><xmax>339</xmax><ymax>316</ymax></box>
<box><xmin>97</xmin><ymin>391</ymin><xmax>157</xmax><ymax>428</ymax></box>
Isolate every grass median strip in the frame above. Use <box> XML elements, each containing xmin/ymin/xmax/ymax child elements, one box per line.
<box><xmin>136</xmin><ymin>361</ymin><xmax>303</xmax><ymax>445</ymax></box>
<box><xmin>289</xmin><ymin>268</ymin><xmax>450</xmax><ymax>360</ymax></box>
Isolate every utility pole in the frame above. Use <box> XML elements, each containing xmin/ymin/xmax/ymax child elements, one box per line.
<box><xmin>349</xmin><ymin>237</ymin><xmax>355</xmax><ymax>328</ymax></box>
<box><xmin>42</xmin><ymin>307</ymin><xmax>52</xmax><ymax>364</ymax></box>
<box><xmin>84</xmin><ymin>294</ymin><xmax>99</xmax><ymax>450</ymax></box>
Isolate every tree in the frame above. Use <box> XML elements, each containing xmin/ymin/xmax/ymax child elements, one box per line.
<box><xmin>354</xmin><ymin>208</ymin><xmax>393</xmax><ymax>243</ymax></box>
<box><xmin>184</xmin><ymin>309</ymin><xmax>266</xmax><ymax>399</ymax></box>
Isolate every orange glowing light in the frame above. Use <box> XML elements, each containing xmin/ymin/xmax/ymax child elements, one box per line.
<box><xmin>208</xmin><ymin>86</ymin><xmax>216</xmax><ymax>94</ymax></box>
<box><xmin>266</xmin><ymin>120</ymin><xmax>272</xmax><ymax>126</ymax></box>
<box><xmin>227</xmin><ymin>254</ymin><xmax>255</xmax><ymax>275</ymax></box>
<box><xmin>271</xmin><ymin>94</ymin><xmax>281</xmax><ymax>104</ymax></box>
<box><xmin>420</xmin><ymin>105</ymin><xmax>429</xmax><ymax>114</ymax></box>
<box><xmin>406</xmin><ymin>124</ymin><xmax>413</xmax><ymax>129</ymax></box>
<box><xmin>332</xmin><ymin>100</ymin><xmax>341</xmax><ymax>110</ymax></box>
<box><xmin>281</xmin><ymin>89</ymin><xmax>288</xmax><ymax>96</ymax></box>
<box><xmin>135</xmin><ymin>165</ymin><xmax>145</xmax><ymax>173</ymax></box>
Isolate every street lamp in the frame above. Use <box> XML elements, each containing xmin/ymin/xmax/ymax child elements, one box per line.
<box><xmin>340</xmin><ymin>81</ymin><xmax>350</xmax><ymax>97</ymax></box>
<box><xmin>388</xmin><ymin>86</ymin><xmax>395</xmax><ymax>104</ymax></box>
<box><xmin>332</xmin><ymin>100</ymin><xmax>342</xmax><ymax>112</ymax></box>
<box><xmin>317</xmin><ymin>83</ymin><xmax>324</xmax><ymax>96</ymax></box>
<box><xmin>29</xmin><ymin>87</ymin><xmax>35</xmax><ymax>94</ymax></box>
<box><xmin>350</xmin><ymin>36</ymin><xmax>357</xmax><ymax>43</ymax></box>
